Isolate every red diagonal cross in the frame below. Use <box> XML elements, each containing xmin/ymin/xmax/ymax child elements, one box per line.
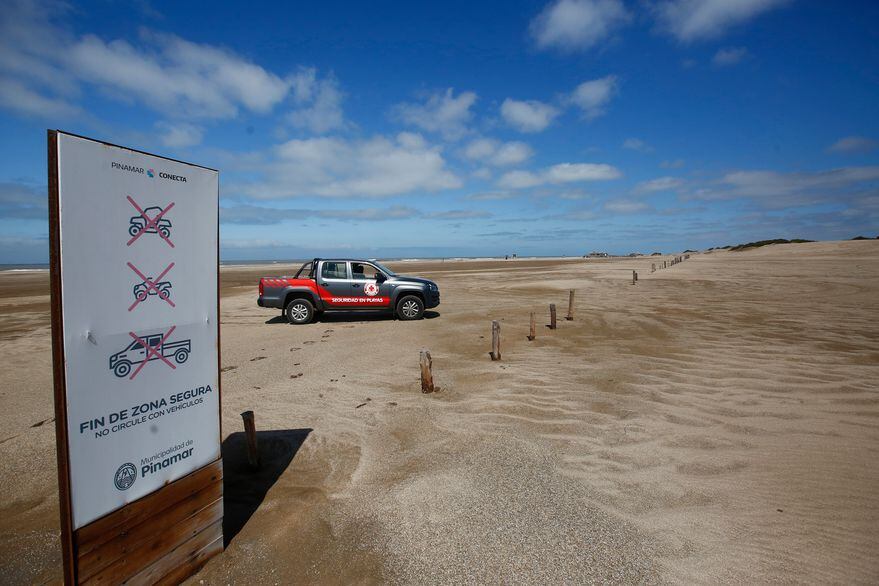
<box><xmin>127</xmin><ymin>326</ymin><xmax>176</xmax><ymax>380</ymax></box>
<box><xmin>126</xmin><ymin>196</ymin><xmax>175</xmax><ymax>248</ymax></box>
<box><xmin>127</xmin><ymin>261</ymin><xmax>176</xmax><ymax>312</ymax></box>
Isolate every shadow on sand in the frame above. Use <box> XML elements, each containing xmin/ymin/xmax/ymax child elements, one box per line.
<box><xmin>264</xmin><ymin>310</ymin><xmax>440</xmax><ymax>325</ymax></box>
<box><xmin>222</xmin><ymin>428</ymin><xmax>312</xmax><ymax>546</ymax></box>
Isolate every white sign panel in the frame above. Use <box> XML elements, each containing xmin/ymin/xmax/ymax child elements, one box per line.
<box><xmin>56</xmin><ymin>133</ymin><xmax>220</xmax><ymax>529</ymax></box>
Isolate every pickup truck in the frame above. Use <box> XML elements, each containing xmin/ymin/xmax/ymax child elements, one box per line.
<box><xmin>258</xmin><ymin>258</ymin><xmax>440</xmax><ymax>324</ymax></box>
<box><xmin>109</xmin><ymin>333</ymin><xmax>191</xmax><ymax>377</ymax></box>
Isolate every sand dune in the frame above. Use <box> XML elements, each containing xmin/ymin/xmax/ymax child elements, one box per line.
<box><xmin>0</xmin><ymin>241</ymin><xmax>877</xmax><ymax>583</ymax></box>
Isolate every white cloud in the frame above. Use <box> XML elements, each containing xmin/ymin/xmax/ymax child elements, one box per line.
<box><xmin>0</xmin><ymin>77</ymin><xmax>80</xmax><ymax>118</ymax></box>
<box><xmin>685</xmin><ymin>166</ymin><xmax>879</xmax><ymax>208</ymax></box>
<box><xmin>569</xmin><ymin>75</ymin><xmax>618</xmax><ymax>119</ymax></box>
<box><xmin>653</xmin><ymin>0</ymin><xmax>790</xmax><ymax>43</ymax></box>
<box><xmin>635</xmin><ymin>176</ymin><xmax>684</xmax><ymax>193</ymax></box>
<box><xmin>466</xmin><ymin>191</ymin><xmax>516</xmax><ymax>201</ymax></box>
<box><xmin>498</xmin><ymin>162</ymin><xmax>621</xmax><ymax>189</ymax></box>
<box><xmin>604</xmin><ymin>199</ymin><xmax>651</xmax><ymax>214</ymax></box>
<box><xmin>712</xmin><ymin>46</ymin><xmax>749</xmax><ymax>67</ymax></box>
<box><xmin>497</xmin><ymin>170</ymin><xmax>543</xmax><ymax>189</ymax></box>
<box><xmin>0</xmin><ymin>1</ymin><xmax>292</xmax><ymax>120</ymax></box>
<box><xmin>500</xmin><ymin>98</ymin><xmax>560</xmax><ymax>133</ymax></box>
<box><xmin>463</xmin><ymin>138</ymin><xmax>534</xmax><ymax>166</ymax></box>
<box><xmin>661</xmin><ymin>158</ymin><xmax>686</xmax><ymax>169</ymax></box>
<box><xmin>156</xmin><ymin>121</ymin><xmax>203</xmax><ymax>148</ymax></box>
<box><xmin>623</xmin><ymin>138</ymin><xmax>653</xmax><ymax>153</ymax></box>
<box><xmin>69</xmin><ymin>32</ymin><xmax>290</xmax><ymax>118</ymax></box>
<box><xmin>287</xmin><ymin>67</ymin><xmax>345</xmax><ymax>133</ymax></box>
<box><xmin>828</xmin><ymin>136</ymin><xmax>878</xmax><ymax>154</ymax></box>
<box><xmin>530</xmin><ymin>0</ymin><xmax>630</xmax><ymax>52</ymax></box>
<box><xmin>235</xmin><ymin>133</ymin><xmax>461</xmax><ymax>199</ymax></box>
<box><xmin>392</xmin><ymin>88</ymin><xmax>477</xmax><ymax>140</ymax></box>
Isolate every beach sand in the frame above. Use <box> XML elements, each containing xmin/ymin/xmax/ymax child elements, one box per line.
<box><xmin>0</xmin><ymin>240</ymin><xmax>877</xmax><ymax>583</ymax></box>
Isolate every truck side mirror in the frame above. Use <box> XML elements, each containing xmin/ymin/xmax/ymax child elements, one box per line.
<box><xmin>376</xmin><ymin>272</ymin><xmax>386</xmax><ymax>283</ymax></box>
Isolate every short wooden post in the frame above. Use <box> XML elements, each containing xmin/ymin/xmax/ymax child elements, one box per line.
<box><xmin>491</xmin><ymin>320</ymin><xmax>501</xmax><ymax>360</ymax></box>
<box><xmin>651</xmin><ymin>263</ymin><xmax>655</xmax><ymax>273</ymax></box>
<box><xmin>241</xmin><ymin>410</ymin><xmax>259</xmax><ymax>469</ymax></box>
<box><xmin>420</xmin><ymin>349</ymin><xmax>434</xmax><ymax>393</ymax></box>
<box><xmin>565</xmin><ymin>290</ymin><xmax>574</xmax><ymax>320</ymax></box>
<box><xmin>549</xmin><ymin>304</ymin><xmax>557</xmax><ymax>329</ymax></box>
<box><xmin>528</xmin><ymin>312</ymin><xmax>536</xmax><ymax>341</ymax></box>
<box><xmin>632</xmin><ymin>270</ymin><xmax>638</xmax><ymax>284</ymax></box>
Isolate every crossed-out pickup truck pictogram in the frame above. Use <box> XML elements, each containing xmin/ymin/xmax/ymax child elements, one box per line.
<box><xmin>109</xmin><ymin>326</ymin><xmax>191</xmax><ymax>379</ymax></box>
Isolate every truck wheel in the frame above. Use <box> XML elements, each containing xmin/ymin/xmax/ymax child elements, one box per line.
<box><xmin>113</xmin><ymin>361</ymin><xmax>132</xmax><ymax>378</ymax></box>
<box><xmin>396</xmin><ymin>295</ymin><xmax>424</xmax><ymax>320</ymax></box>
<box><xmin>174</xmin><ymin>349</ymin><xmax>189</xmax><ymax>364</ymax></box>
<box><xmin>128</xmin><ymin>224</ymin><xmax>141</xmax><ymax>237</ymax></box>
<box><xmin>159</xmin><ymin>227</ymin><xmax>171</xmax><ymax>239</ymax></box>
<box><xmin>285</xmin><ymin>298</ymin><xmax>314</xmax><ymax>324</ymax></box>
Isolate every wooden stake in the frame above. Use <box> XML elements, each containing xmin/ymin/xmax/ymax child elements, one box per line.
<box><xmin>420</xmin><ymin>349</ymin><xmax>434</xmax><ymax>393</ymax></box>
<box><xmin>528</xmin><ymin>312</ymin><xmax>536</xmax><ymax>341</ymax></box>
<box><xmin>549</xmin><ymin>303</ymin><xmax>557</xmax><ymax>329</ymax></box>
<box><xmin>491</xmin><ymin>320</ymin><xmax>501</xmax><ymax>360</ymax></box>
<box><xmin>651</xmin><ymin>263</ymin><xmax>656</xmax><ymax>273</ymax></box>
<box><xmin>566</xmin><ymin>290</ymin><xmax>575</xmax><ymax>320</ymax></box>
<box><xmin>241</xmin><ymin>410</ymin><xmax>259</xmax><ymax>469</ymax></box>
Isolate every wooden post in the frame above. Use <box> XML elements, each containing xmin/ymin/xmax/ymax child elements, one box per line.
<box><xmin>420</xmin><ymin>349</ymin><xmax>434</xmax><ymax>393</ymax></box>
<box><xmin>549</xmin><ymin>304</ymin><xmax>557</xmax><ymax>329</ymax></box>
<box><xmin>528</xmin><ymin>312</ymin><xmax>536</xmax><ymax>341</ymax></box>
<box><xmin>241</xmin><ymin>410</ymin><xmax>259</xmax><ymax>469</ymax></box>
<box><xmin>566</xmin><ymin>289</ymin><xmax>574</xmax><ymax>320</ymax></box>
<box><xmin>651</xmin><ymin>263</ymin><xmax>655</xmax><ymax>273</ymax></box>
<box><xmin>491</xmin><ymin>320</ymin><xmax>501</xmax><ymax>360</ymax></box>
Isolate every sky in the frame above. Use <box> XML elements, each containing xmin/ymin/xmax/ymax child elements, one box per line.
<box><xmin>0</xmin><ymin>0</ymin><xmax>877</xmax><ymax>263</ymax></box>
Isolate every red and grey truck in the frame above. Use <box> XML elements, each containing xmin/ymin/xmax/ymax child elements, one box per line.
<box><xmin>257</xmin><ymin>258</ymin><xmax>440</xmax><ymax>324</ymax></box>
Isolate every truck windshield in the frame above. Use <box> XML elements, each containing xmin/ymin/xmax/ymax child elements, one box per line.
<box><xmin>371</xmin><ymin>261</ymin><xmax>396</xmax><ymax>276</ymax></box>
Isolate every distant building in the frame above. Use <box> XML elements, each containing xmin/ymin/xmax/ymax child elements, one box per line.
<box><xmin>587</xmin><ymin>251</ymin><xmax>609</xmax><ymax>258</ymax></box>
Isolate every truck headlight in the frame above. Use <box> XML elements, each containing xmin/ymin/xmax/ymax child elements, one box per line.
<box><xmin>428</xmin><ymin>283</ymin><xmax>438</xmax><ymax>291</ymax></box>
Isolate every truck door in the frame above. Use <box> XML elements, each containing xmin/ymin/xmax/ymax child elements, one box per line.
<box><xmin>350</xmin><ymin>261</ymin><xmax>391</xmax><ymax>307</ymax></box>
<box><xmin>318</xmin><ymin>261</ymin><xmax>354</xmax><ymax>306</ymax></box>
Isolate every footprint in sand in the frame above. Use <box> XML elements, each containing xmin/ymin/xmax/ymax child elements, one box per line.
<box><xmin>303</xmin><ymin>340</ymin><xmax>316</xmax><ymax>345</ymax></box>
<box><xmin>290</xmin><ymin>373</ymin><xmax>304</xmax><ymax>379</ymax></box>
<box><xmin>250</xmin><ymin>356</ymin><xmax>267</xmax><ymax>362</ymax></box>
<box><xmin>221</xmin><ymin>365</ymin><xmax>238</xmax><ymax>372</ymax></box>
<box><xmin>31</xmin><ymin>417</ymin><xmax>55</xmax><ymax>428</ymax></box>
<box><xmin>290</xmin><ymin>347</ymin><xmax>301</xmax><ymax>352</ymax></box>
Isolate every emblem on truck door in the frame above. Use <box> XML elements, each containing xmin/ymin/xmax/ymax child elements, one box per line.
<box><xmin>363</xmin><ymin>282</ymin><xmax>379</xmax><ymax>297</ymax></box>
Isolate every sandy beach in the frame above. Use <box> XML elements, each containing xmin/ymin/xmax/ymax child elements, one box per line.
<box><xmin>0</xmin><ymin>240</ymin><xmax>877</xmax><ymax>584</ymax></box>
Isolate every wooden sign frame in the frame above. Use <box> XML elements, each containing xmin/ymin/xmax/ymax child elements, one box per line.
<box><xmin>48</xmin><ymin>130</ymin><xmax>223</xmax><ymax>584</ymax></box>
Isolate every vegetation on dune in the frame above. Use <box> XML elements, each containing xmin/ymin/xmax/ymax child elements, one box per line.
<box><xmin>729</xmin><ymin>238</ymin><xmax>814</xmax><ymax>251</ymax></box>
<box><xmin>850</xmin><ymin>235</ymin><xmax>879</xmax><ymax>240</ymax></box>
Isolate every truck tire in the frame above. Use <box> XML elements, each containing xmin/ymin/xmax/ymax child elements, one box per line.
<box><xmin>396</xmin><ymin>295</ymin><xmax>424</xmax><ymax>320</ymax></box>
<box><xmin>113</xmin><ymin>361</ymin><xmax>132</xmax><ymax>378</ymax></box>
<box><xmin>285</xmin><ymin>298</ymin><xmax>314</xmax><ymax>324</ymax></box>
<box><xmin>174</xmin><ymin>349</ymin><xmax>189</xmax><ymax>364</ymax></box>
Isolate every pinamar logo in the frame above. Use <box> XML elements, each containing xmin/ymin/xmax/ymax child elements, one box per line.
<box><xmin>114</xmin><ymin>462</ymin><xmax>137</xmax><ymax>490</ymax></box>
<box><xmin>147</xmin><ymin>168</ymin><xmax>155</xmax><ymax>178</ymax></box>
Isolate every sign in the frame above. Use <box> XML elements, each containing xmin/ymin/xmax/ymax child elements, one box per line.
<box><xmin>49</xmin><ymin>131</ymin><xmax>222</xmax><ymax>584</ymax></box>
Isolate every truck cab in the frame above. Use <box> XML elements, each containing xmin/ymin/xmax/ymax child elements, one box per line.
<box><xmin>258</xmin><ymin>258</ymin><xmax>439</xmax><ymax>324</ymax></box>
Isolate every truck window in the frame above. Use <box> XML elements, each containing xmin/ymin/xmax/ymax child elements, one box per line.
<box><xmin>351</xmin><ymin>262</ymin><xmax>380</xmax><ymax>280</ymax></box>
<box><xmin>294</xmin><ymin>262</ymin><xmax>314</xmax><ymax>279</ymax></box>
<box><xmin>321</xmin><ymin>261</ymin><xmax>348</xmax><ymax>280</ymax></box>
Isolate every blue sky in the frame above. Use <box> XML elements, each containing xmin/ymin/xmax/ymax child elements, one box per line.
<box><xmin>1</xmin><ymin>0</ymin><xmax>878</xmax><ymax>262</ymax></box>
